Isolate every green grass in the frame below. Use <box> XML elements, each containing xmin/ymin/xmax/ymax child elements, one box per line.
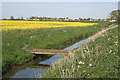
<box><xmin>2</xmin><ymin>21</ymin><xmax>109</xmax><ymax>74</ymax></box>
<box><xmin>43</xmin><ymin>27</ymin><xmax>119</xmax><ymax>78</ymax></box>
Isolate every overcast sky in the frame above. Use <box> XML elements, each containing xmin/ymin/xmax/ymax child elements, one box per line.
<box><xmin>2</xmin><ymin>1</ymin><xmax>119</xmax><ymax>19</ymax></box>
<box><xmin>1</xmin><ymin>0</ymin><xmax>120</xmax><ymax>2</ymax></box>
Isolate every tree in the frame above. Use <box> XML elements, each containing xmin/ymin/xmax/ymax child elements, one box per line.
<box><xmin>83</xmin><ymin>18</ymin><xmax>87</xmax><ymax>20</ymax></box>
<box><xmin>10</xmin><ymin>16</ymin><xmax>14</xmax><ymax>20</ymax></box>
<box><xmin>79</xmin><ymin>18</ymin><xmax>83</xmax><ymax>20</ymax></box>
<box><xmin>109</xmin><ymin>10</ymin><xmax>120</xmax><ymax>21</ymax></box>
<box><xmin>87</xmin><ymin>18</ymin><xmax>90</xmax><ymax>20</ymax></box>
<box><xmin>39</xmin><ymin>17</ymin><xmax>43</xmax><ymax>21</ymax></box>
<box><xmin>30</xmin><ymin>16</ymin><xmax>35</xmax><ymax>19</ymax></box>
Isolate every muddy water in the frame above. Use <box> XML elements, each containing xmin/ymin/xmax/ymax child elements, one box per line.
<box><xmin>3</xmin><ymin>39</ymin><xmax>88</xmax><ymax>79</ymax></box>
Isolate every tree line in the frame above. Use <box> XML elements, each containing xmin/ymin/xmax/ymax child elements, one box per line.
<box><xmin>3</xmin><ymin>10</ymin><xmax>120</xmax><ymax>22</ymax></box>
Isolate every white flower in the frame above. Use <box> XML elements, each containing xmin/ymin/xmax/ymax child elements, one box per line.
<box><xmin>109</xmin><ymin>50</ymin><xmax>112</xmax><ymax>53</ymax></box>
<box><xmin>82</xmin><ymin>62</ymin><xmax>85</xmax><ymax>64</ymax></box>
<box><xmin>83</xmin><ymin>70</ymin><xmax>85</xmax><ymax>73</ymax></box>
<box><xmin>72</xmin><ymin>65</ymin><xmax>73</xmax><ymax>68</ymax></box>
<box><xmin>79</xmin><ymin>61</ymin><xmax>84</xmax><ymax>64</ymax></box>
<box><xmin>108</xmin><ymin>38</ymin><xmax>110</xmax><ymax>41</ymax></box>
<box><xmin>78</xmin><ymin>65</ymin><xmax>80</xmax><ymax>68</ymax></box>
<box><xmin>89</xmin><ymin>64</ymin><xmax>92</xmax><ymax>66</ymax></box>
<box><xmin>84</xmin><ymin>50</ymin><xmax>87</xmax><ymax>53</ymax></box>
<box><xmin>113</xmin><ymin>52</ymin><xmax>115</xmax><ymax>54</ymax></box>
<box><xmin>62</xmin><ymin>70</ymin><xmax>65</xmax><ymax>74</ymax></box>
<box><xmin>79</xmin><ymin>61</ymin><xmax>83</xmax><ymax>64</ymax></box>
<box><xmin>115</xmin><ymin>41</ymin><xmax>118</xmax><ymax>45</ymax></box>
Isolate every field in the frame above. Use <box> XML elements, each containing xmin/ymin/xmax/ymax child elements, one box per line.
<box><xmin>2</xmin><ymin>20</ymin><xmax>97</xmax><ymax>31</ymax></box>
<box><xmin>43</xmin><ymin>26</ymin><xmax>119</xmax><ymax>78</ymax></box>
<box><xmin>2</xmin><ymin>20</ymin><xmax>109</xmax><ymax>74</ymax></box>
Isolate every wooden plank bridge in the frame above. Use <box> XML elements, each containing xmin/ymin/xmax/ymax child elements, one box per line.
<box><xmin>30</xmin><ymin>49</ymin><xmax>74</xmax><ymax>55</ymax></box>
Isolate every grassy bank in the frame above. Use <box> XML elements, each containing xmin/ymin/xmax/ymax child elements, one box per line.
<box><xmin>2</xmin><ymin>21</ymin><xmax>109</xmax><ymax>74</ymax></box>
<box><xmin>43</xmin><ymin>27</ymin><xmax>119</xmax><ymax>78</ymax></box>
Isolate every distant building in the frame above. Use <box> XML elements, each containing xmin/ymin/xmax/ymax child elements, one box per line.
<box><xmin>56</xmin><ymin>19</ymin><xmax>59</xmax><ymax>21</ymax></box>
<box><xmin>100</xmin><ymin>19</ymin><xmax>104</xmax><ymax>21</ymax></box>
<box><xmin>50</xmin><ymin>19</ymin><xmax>53</xmax><ymax>21</ymax></box>
<box><xmin>32</xmin><ymin>18</ymin><xmax>39</xmax><ymax>21</ymax></box>
<box><xmin>90</xmin><ymin>18</ymin><xmax>94</xmax><ymax>21</ymax></box>
<box><xmin>59</xmin><ymin>19</ymin><xmax>63</xmax><ymax>21</ymax></box>
<box><xmin>69</xmin><ymin>19</ymin><xmax>73</xmax><ymax>21</ymax></box>
<box><xmin>110</xmin><ymin>20</ymin><xmax>117</xmax><ymax>22</ymax></box>
<box><xmin>74</xmin><ymin>19</ymin><xmax>80</xmax><ymax>21</ymax></box>
<box><xmin>28</xmin><ymin>19</ymin><xmax>33</xmax><ymax>21</ymax></box>
<box><xmin>93</xmin><ymin>19</ymin><xmax>98</xmax><ymax>21</ymax></box>
<box><xmin>64</xmin><ymin>18</ymin><xmax>69</xmax><ymax>21</ymax></box>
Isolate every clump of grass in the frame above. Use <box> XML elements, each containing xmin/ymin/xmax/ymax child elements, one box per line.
<box><xmin>43</xmin><ymin>27</ymin><xmax>119</xmax><ymax>78</ymax></box>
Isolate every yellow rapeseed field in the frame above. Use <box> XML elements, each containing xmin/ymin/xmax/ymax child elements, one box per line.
<box><xmin>1</xmin><ymin>20</ymin><xmax>98</xmax><ymax>31</ymax></box>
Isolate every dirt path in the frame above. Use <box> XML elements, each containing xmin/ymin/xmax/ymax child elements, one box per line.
<box><xmin>87</xmin><ymin>24</ymin><xmax>118</xmax><ymax>43</ymax></box>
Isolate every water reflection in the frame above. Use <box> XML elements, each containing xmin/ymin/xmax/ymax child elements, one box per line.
<box><xmin>39</xmin><ymin>39</ymin><xmax>88</xmax><ymax>65</ymax></box>
<box><xmin>11</xmin><ymin>68</ymin><xmax>47</xmax><ymax>78</ymax></box>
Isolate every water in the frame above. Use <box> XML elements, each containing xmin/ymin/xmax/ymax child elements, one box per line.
<box><xmin>3</xmin><ymin>39</ymin><xmax>88</xmax><ymax>79</ymax></box>
<box><xmin>11</xmin><ymin>68</ymin><xmax>47</xmax><ymax>78</ymax></box>
<box><xmin>40</xmin><ymin>39</ymin><xmax>88</xmax><ymax>65</ymax></box>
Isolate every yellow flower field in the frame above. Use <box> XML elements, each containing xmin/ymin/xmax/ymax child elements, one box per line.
<box><xmin>1</xmin><ymin>20</ymin><xmax>98</xmax><ymax>31</ymax></box>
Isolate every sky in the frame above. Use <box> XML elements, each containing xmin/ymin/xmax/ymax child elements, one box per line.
<box><xmin>2</xmin><ymin>2</ymin><xmax>119</xmax><ymax>19</ymax></box>
<box><xmin>1</xmin><ymin>0</ymin><xmax>120</xmax><ymax>2</ymax></box>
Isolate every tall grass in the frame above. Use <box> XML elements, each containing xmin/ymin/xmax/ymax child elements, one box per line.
<box><xmin>43</xmin><ymin>27</ymin><xmax>118</xmax><ymax>78</ymax></box>
<box><xmin>2</xmin><ymin>21</ymin><xmax>109</xmax><ymax>74</ymax></box>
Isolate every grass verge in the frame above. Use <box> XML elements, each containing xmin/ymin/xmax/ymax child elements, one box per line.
<box><xmin>43</xmin><ymin>27</ymin><xmax>119</xmax><ymax>78</ymax></box>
